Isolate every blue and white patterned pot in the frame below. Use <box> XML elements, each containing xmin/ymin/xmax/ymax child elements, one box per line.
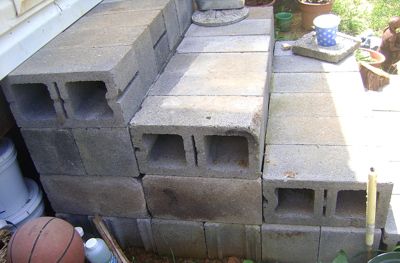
<box><xmin>313</xmin><ymin>14</ymin><xmax>341</xmax><ymax>47</ymax></box>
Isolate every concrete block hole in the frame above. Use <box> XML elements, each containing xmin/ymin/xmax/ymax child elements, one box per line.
<box><xmin>143</xmin><ymin>134</ymin><xmax>186</xmax><ymax>168</ymax></box>
<box><xmin>276</xmin><ymin>188</ymin><xmax>314</xmax><ymax>215</ymax></box>
<box><xmin>11</xmin><ymin>83</ymin><xmax>56</xmax><ymax>120</ymax></box>
<box><xmin>205</xmin><ymin>135</ymin><xmax>249</xmax><ymax>171</ymax></box>
<box><xmin>336</xmin><ymin>190</ymin><xmax>367</xmax><ymax>218</ymax></box>
<box><xmin>65</xmin><ymin>81</ymin><xmax>113</xmax><ymax>120</ymax></box>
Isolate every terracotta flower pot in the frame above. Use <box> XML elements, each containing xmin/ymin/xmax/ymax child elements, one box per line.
<box><xmin>297</xmin><ymin>0</ymin><xmax>333</xmax><ymax>30</ymax></box>
<box><xmin>357</xmin><ymin>48</ymin><xmax>386</xmax><ymax>68</ymax></box>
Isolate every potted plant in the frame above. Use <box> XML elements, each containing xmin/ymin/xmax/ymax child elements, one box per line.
<box><xmin>297</xmin><ymin>0</ymin><xmax>334</xmax><ymax>30</ymax></box>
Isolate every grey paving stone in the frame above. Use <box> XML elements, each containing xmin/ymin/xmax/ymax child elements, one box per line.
<box><xmin>72</xmin><ymin>128</ymin><xmax>139</xmax><ymax>177</ymax></box>
<box><xmin>195</xmin><ymin>0</ymin><xmax>244</xmax><ymax>10</ymax></box>
<box><xmin>262</xmin><ymin>144</ymin><xmax>393</xmax><ymax>228</ymax></box>
<box><xmin>272</xmin><ymin>72</ymin><xmax>365</xmax><ymax>93</ymax></box>
<box><xmin>273</xmin><ymin>54</ymin><xmax>359</xmax><ymax>73</ymax></box>
<box><xmin>143</xmin><ymin>175</ymin><xmax>262</xmax><ymax>224</ymax></box>
<box><xmin>319</xmin><ymin>227</ymin><xmax>381</xmax><ymax>263</ymax></box>
<box><xmin>261</xmin><ymin>224</ymin><xmax>320</xmax><ymax>263</ymax></box>
<box><xmin>130</xmin><ymin>96</ymin><xmax>266</xmax><ymax>178</ymax></box>
<box><xmin>383</xmin><ymin>195</ymin><xmax>400</xmax><ymax>251</ymax></box>
<box><xmin>247</xmin><ymin>6</ymin><xmax>273</xmax><ymax>19</ymax></box>
<box><xmin>152</xmin><ymin>219</ymin><xmax>207</xmax><ymax>258</ymax></box>
<box><xmin>273</xmin><ymin>41</ymin><xmax>295</xmax><ymax>56</ymax></box>
<box><xmin>174</xmin><ymin>0</ymin><xmax>193</xmax><ymax>35</ymax></box>
<box><xmin>177</xmin><ymin>35</ymin><xmax>271</xmax><ymax>53</ymax></box>
<box><xmin>186</xmin><ymin>19</ymin><xmax>272</xmax><ymax>36</ymax></box>
<box><xmin>87</xmin><ymin>0</ymin><xmax>171</xmax><ymax>16</ymax></box>
<box><xmin>41</xmin><ymin>175</ymin><xmax>148</xmax><ymax>218</ymax></box>
<box><xmin>205</xmin><ymin>223</ymin><xmax>261</xmax><ymax>261</ymax></box>
<box><xmin>21</xmin><ymin>128</ymin><xmax>85</xmax><ymax>175</ymax></box>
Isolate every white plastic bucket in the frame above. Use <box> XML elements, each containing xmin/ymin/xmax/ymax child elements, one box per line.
<box><xmin>314</xmin><ymin>14</ymin><xmax>341</xmax><ymax>47</ymax></box>
<box><xmin>0</xmin><ymin>138</ymin><xmax>30</xmax><ymax>217</ymax></box>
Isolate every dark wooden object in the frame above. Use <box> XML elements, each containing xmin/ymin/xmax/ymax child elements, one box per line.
<box><xmin>359</xmin><ymin>61</ymin><xmax>390</xmax><ymax>91</ymax></box>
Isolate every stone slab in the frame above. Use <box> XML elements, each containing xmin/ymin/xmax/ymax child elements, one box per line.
<box><xmin>143</xmin><ymin>175</ymin><xmax>262</xmax><ymax>224</ymax></box>
<box><xmin>41</xmin><ymin>175</ymin><xmax>148</xmax><ymax>218</ymax></box>
<box><xmin>272</xmin><ymin>72</ymin><xmax>365</xmax><ymax>94</ymax></box>
<box><xmin>130</xmin><ymin>95</ymin><xmax>266</xmax><ymax>178</ymax></box>
<box><xmin>273</xmin><ymin>41</ymin><xmax>295</xmax><ymax>56</ymax></box>
<box><xmin>191</xmin><ymin>8</ymin><xmax>249</xmax><ymax>27</ymax></box>
<box><xmin>261</xmin><ymin>224</ymin><xmax>320</xmax><ymax>263</ymax></box>
<box><xmin>152</xmin><ymin>219</ymin><xmax>207</xmax><ymax>258</ymax></box>
<box><xmin>205</xmin><ymin>223</ymin><xmax>261</xmax><ymax>261</ymax></box>
<box><xmin>177</xmin><ymin>35</ymin><xmax>271</xmax><ymax>53</ymax></box>
<box><xmin>383</xmin><ymin>195</ymin><xmax>400</xmax><ymax>251</ymax></box>
<box><xmin>319</xmin><ymin>227</ymin><xmax>381</xmax><ymax>263</ymax></box>
<box><xmin>174</xmin><ymin>0</ymin><xmax>193</xmax><ymax>35</ymax></box>
<box><xmin>186</xmin><ymin>19</ymin><xmax>272</xmax><ymax>37</ymax></box>
<box><xmin>247</xmin><ymin>6</ymin><xmax>273</xmax><ymax>20</ymax></box>
<box><xmin>154</xmin><ymin>33</ymin><xmax>171</xmax><ymax>71</ymax></box>
<box><xmin>292</xmin><ymin>32</ymin><xmax>361</xmax><ymax>63</ymax></box>
<box><xmin>101</xmin><ymin>217</ymin><xmax>144</xmax><ymax>249</ymax></box>
<box><xmin>273</xmin><ymin>54</ymin><xmax>359</xmax><ymax>73</ymax></box>
<box><xmin>72</xmin><ymin>128</ymin><xmax>139</xmax><ymax>177</ymax></box>
<box><xmin>137</xmin><ymin>219</ymin><xmax>157</xmax><ymax>252</ymax></box>
<box><xmin>21</xmin><ymin>128</ymin><xmax>85</xmax><ymax>175</ymax></box>
<box><xmin>195</xmin><ymin>0</ymin><xmax>244</xmax><ymax>10</ymax></box>
<box><xmin>262</xmin><ymin>144</ymin><xmax>393</xmax><ymax>228</ymax></box>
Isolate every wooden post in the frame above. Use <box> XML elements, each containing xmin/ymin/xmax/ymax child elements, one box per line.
<box><xmin>359</xmin><ymin>61</ymin><xmax>390</xmax><ymax>91</ymax></box>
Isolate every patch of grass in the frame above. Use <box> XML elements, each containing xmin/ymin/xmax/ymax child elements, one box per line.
<box><xmin>332</xmin><ymin>0</ymin><xmax>371</xmax><ymax>35</ymax></box>
<box><xmin>369</xmin><ymin>0</ymin><xmax>400</xmax><ymax>33</ymax></box>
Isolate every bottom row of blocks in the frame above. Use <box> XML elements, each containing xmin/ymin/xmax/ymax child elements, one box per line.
<box><xmin>58</xmin><ymin>214</ymin><xmax>381</xmax><ymax>263</ymax></box>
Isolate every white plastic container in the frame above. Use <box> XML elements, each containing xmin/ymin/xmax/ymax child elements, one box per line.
<box><xmin>0</xmin><ymin>138</ymin><xmax>29</xmax><ymax>217</ymax></box>
<box><xmin>85</xmin><ymin>238</ymin><xmax>117</xmax><ymax>263</ymax></box>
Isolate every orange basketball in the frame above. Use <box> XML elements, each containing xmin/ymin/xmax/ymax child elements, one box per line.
<box><xmin>7</xmin><ymin>217</ymin><xmax>85</xmax><ymax>263</ymax></box>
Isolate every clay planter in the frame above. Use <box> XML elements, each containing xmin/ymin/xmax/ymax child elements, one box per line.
<box><xmin>297</xmin><ymin>0</ymin><xmax>333</xmax><ymax>30</ymax></box>
<box><xmin>357</xmin><ymin>48</ymin><xmax>386</xmax><ymax>68</ymax></box>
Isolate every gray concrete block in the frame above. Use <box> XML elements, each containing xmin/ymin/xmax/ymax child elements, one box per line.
<box><xmin>247</xmin><ymin>6</ymin><xmax>273</xmax><ymax>20</ymax></box>
<box><xmin>273</xmin><ymin>54</ymin><xmax>359</xmax><ymax>73</ymax></box>
<box><xmin>130</xmin><ymin>96</ymin><xmax>266</xmax><ymax>178</ymax></box>
<box><xmin>143</xmin><ymin>175</ymin><xmax>262</xmax><ymax>224</ymax></box>
<box><xmin>174</xmin><ymin>0</ymin><xmax>193</xmax><ymax>34</ymax></box>
<box><xmin>195</xmin><ymin>0</ymin><xmax>244</xmax><ymax>10</ymax></box>
<box><xmin>383</xmin><ymin>195</ymin><xmax>400</xmax><ymax>251</ymax></box>
<box><xmin>263</xmin><ymin>144</ymin><xmax>393</xmax><ymax>228</ymax></box>
<box><xmin>152</xmin><ymin>219</ymin><xmax>207</xmax><ymax>258</ymax></box>
<box><xmin>21</xmin><ymin>128</ymin><xmax>85</xmax><ymax>175</ymax></box>
<box><xmin>154</xmin><ymin>33</ymin><xmax>171</xmax><ymax>71</ymax></box>
<box><xmin>102</xmin><ymin>217</ymin><xmax>144</xmax><ymax>249</ymax></box>
<box><xmin>137</xmin><ymin>219</ymin><xmax>157</xmax><ymax>252</ymax></box>
<box><xmin>41</xmin><ymin>175</ymin><xmax>148</xmax><ymax>218</ymax></box>
<box><xmin>164</xmin><ymin>52</ymin><xmax>269</xmax><ymax>74</ymax></box>
<box><xmin>186</xmin><ymin>19</ymin><xmax>272</xmax><ymax>37</ymax></box>
<box><xmin>273</xmin><ymin>41</ymin><xmax>295</xmax><ymax>56</ymax></box>
<box><xmin>1</xmin><ymin>78</ymin><xmax>65</xmax><ymax>128</ymax></box>
<box><xmin>177</xmin><ymin>35</ymin><xmax>271</xmax><ymax>53</ymax></box>
<box><xmin>87</xmin><ymin>0</ymin><xmax>171</xmax><ymax>16</ymax></box>
<box><xmin>319</xmin><ymin>227</ymin><xmax>381</xmax><ymax>263</ymax></box>
<box><xmin>205</xmin><ymin>223</ymin><xmax>261</xmax><ymax>261</ymax></box>
<box><xmin>272</xmin><ymin>72</ymin><xmax>365</xmax><ymax>93</ymax></box>
<box><xmin>162</xmin><ymin>0</ymin><xmax>181</xmax><ymax>50</ymax></box>
<box><xmin>72</xmin><ymin>128</ymin><xmax>139</xmax><ymax>177</ymax></box>
<box><xmin>261</xmin><ymin>224</ymin><xmax>320</xmax><ymax>263</ymax></box>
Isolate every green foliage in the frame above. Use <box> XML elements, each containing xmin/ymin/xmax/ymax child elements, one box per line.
<box><xmin>243</xmin><ymin>260</ymin><xmax>255</xmax><ymax>263</ymax></box>
<box><xmin>369</xmin><ymin>0</ymin><xmax>400</xmax><ymax>33</ymax></box>
<box><xmin>332</xmin><ymin>0</ymin><xmax>370</xmax><ymax>35</ymax></box>
<box><xmin>331</xmin><ymin>250</ymin><xmax>349</xmax><ymax>263</ymax></box>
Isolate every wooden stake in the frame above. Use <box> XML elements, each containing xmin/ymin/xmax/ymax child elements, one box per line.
<box><xmin>359</xmin><ymin>62</ymin><xmax>390</xmax><ymax>91</ymax></box>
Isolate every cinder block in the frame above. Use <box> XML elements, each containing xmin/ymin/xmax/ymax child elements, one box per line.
<box><xmin>21</xmin><ymin>128</ymin><xmax>85</xmax><ymax>175</ymax></box>
<box><xmin>383</xmin><ymin>195</ymin><xmax>400</xmax><ymax>251</ymax></box>
<box><xmin>174</xmin><ymin>0</ymin><xmax>193</xmax><ymax>34</ymax></box>
<box><xmin>273</xmin><ymin>54</ymin><xmax>359</xmax><ymax>73</ymax></box>
<box><xmin>205</xmin><ymin>223</ymin><xmax>261</xmax><ymax>261</ymax></box>
<box><xmin>72</xmin><ymin>128</ymin><xmax>139</xmax><ymax>177</ymax></box>
<box><xmin>262</xmin><ymin>144</ymin><xmax>393</xmax><ymax>228</ymax></box>
<box><xmin>41</xmin><ymin>175</ymin><xmax>148</xmax><ymax>218</ymax></box>
<box><xmin>130</xmin><ymin>96</ymin><xmax>266</xmax><ymax>178</ymax></box>
<box><xmin>195</xmin><ymin>0</ymin><xmax>243</xmax><ymax>10</ymax></box>
<box><xmin>261</xmin><ymin>224</ymin><xmax>320</xmax><ymax>263</ymax></box>
<box><xmin>154</xmin><ymin>33</ymin><xmax>171</xmax><ymax>71</ymax></box>
<box><xmin>319</xmin><ymin>227</ymin><xmax>381</xmax><ymax>263</ymax></box>
<box><xmin>185</xmin><ymin>19</ymin><xmax>272</xmax><ymax>37</ymax></box>
<box><xmin>101</xmin><ymin>217</ymin><xmax>144</xmax><ymax>249</ymax></box>
<box><xmin>152</xmin><ymin>219</ymin><xmax>207</xmax><ymax>258</ymax></box>
<box><xmin>177</xmin><ymin>35</ymin><xmax>271</xmax><ymax>53</ymax></box>
<box><xmin>143</xmin><ymin>175</ymin><xmax>262</xmax><ymax>224</ymax></box>
<box><xmin>137</xmin><ymin>219</ymin><xmax>157</xmax><ymax>252</ymax></box>
<box><xmin>1</xmin><ymin>79</ymin><xmax>65</xmax><ymax>128</ymax></box>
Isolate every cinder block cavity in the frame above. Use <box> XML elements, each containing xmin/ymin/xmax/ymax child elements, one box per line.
<box><xmin>205</xmin><ymin>135</ymin><xmax>249</xmax><ymax>171</ymax></box>
<box><xmin>65</xmin><ymin>81</ymin><xmax>113</xmax><ymax>121</ymax></box>
<box><xmin>276</xmin><ymin>188</ymin><xmax>315</xmax><ymax>216</ymax></box>
<box><xmin>335</xmin><ymin>190</ymin><xmax>366</xmax><ymax>218</ymax></box>
<box><xmin>143</xmin><ymin>134</ymin><xmax>187</xmax><ymax>168</ymax></box>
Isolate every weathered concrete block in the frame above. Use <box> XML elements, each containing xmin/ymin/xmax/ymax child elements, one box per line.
<box><xmin>102</xmin><ymin>217</ymin><xmax>144</xmax><ymax>249</ymax></box>
<box><xmin>41</xmin><ymin>175</ymin><xmax>148</xmax><ymax>218</ymax></box>
<box><xmin>247</xmin><ymin>6</ymin><xmax>273</xmax><ymax>20</ymax></box>
<box><xmin>273</xmin><ymin>54</ymin><xmax>359</xmax><ymax>73</ymax></box>
<box><xmin>143</xmin><ymin>175</ymin><xmax>262</xmax><ymax>224</ymax></box>
<box><xmin>72</xmin><ymin>128</ymin><xmax>139</xmax><ymax>177</ymax></box>
<box><xmin>21</xmin><ymin>128</ymin><xmax>85</xmax><ymax>175</ymax></box>
<box><xmin>131</xmin><ymin>96</ymin><xmax>266</xmax><ymax>178</ymax></box>
<box><xmin>319</xmin><ymin>227</ymin><xmax>381</xmax><ymax>263</ymax></box>
<box><xmin>177</xmin><ymin>35</ymin><xmax>271</xmax><ymax>53</ymax></box>
<box><xmin>273</xmin><ymin>41</ymin><xmax>295</xmax><ymax>56</ymax></box>
<box><xmin>186</xmin><ymin>19</ymin><xmax>272</xmax><ymax>37</ymax></box>
<box><xmin>137</xmin><ymin>219</ymin><xmax>157</xmax><ymax>252</ymax></box>
<box><xmin>263</xmin><ymin>144</ymin><xmax>393</xmax><ymax>228</ymax></box>
<box><xmin>174</xmin><ymin>0</ymin><xmax>193</xmax><ymax>34</ymax></box>
<box><xmin>272</xmin><ymin>72</ymin><xmax>365</xmax><ymax>93</ymax></box>
<box><xmin>205</xmin><ymin>223</ymin><xmax>261</xmax><ymax>261</ymax></box>
<box><xmin>262</xmin><ymin>224</ymin><xmax>320</xmax><ymax>263</ymax></box>
<box><xmin>152</xmin><ymin>219</ymin><xmax>207</xmax><ymax>258</ymax></box>
<box><xmin>383</xmin><ymin>195</ymin><xmax>400</xmax><ymax>251</ymax></box>
<box><xmin>195</xmin><ymin>0</ymin><xmax>244</xmax><ymax>10</ymax></box>
<box><xmin>1</xmin><ymin>79</ymin><xmax>65</xmax><ymax>128</ymax></box>
<box><xmin>154</xmin><ymin>33</ymin><xmax>171</xmax><ymax>71</ymax></box>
